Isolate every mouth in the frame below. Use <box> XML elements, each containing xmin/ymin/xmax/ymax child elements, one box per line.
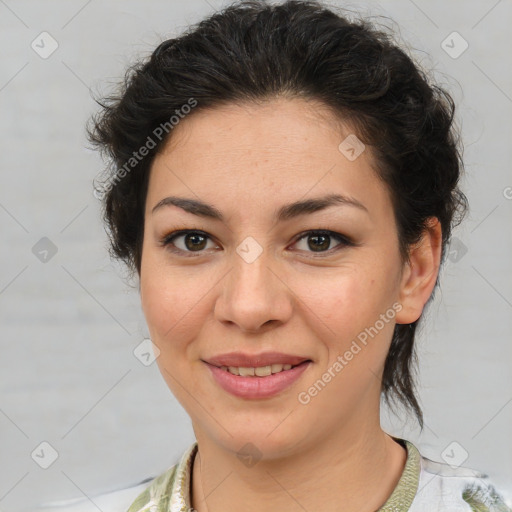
<box><xmin>202</xmin><ymin>351</ymin><xmax>311</xmax><ymax>374</ymax></box>
<box><xmin>210</xmin><ymin>361</ymin><xmax>310</xmax><ymax>377</ymax></box>
<box><xmin>202</xmin><ymin>352</ymin><xmax>312</xmax><ymax>399</ymax></box>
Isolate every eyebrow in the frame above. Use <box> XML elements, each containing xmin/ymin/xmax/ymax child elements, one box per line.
<box><xmin>151</xmin><ymin>194</ymin><xmax>368</xmax><ymax>221</ymax></box>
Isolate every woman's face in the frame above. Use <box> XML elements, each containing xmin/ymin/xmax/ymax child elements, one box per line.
<box><xmin>140</xmin><ymin>97</ymin><xmax>423</xmax><ymax>457</ymax></box>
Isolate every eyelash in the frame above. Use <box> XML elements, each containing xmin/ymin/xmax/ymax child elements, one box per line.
<box><xmin>159</xmin><ymin>228</ymin><xmax>355</xmax><ymax>258</ymax></box>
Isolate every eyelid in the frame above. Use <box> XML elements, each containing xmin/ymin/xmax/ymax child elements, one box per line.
<box><xmin>160</xmin><ymin>228</ymin><xmax>220</xmax><ymax>256</ymax></box>
<box><xmin>291</xmin><ymin>230</ymin><xmax>354</xmax><ymax>255</ymax></box>
<box><xmin>160</xmin><ymin>228</ymin><xmax>355</xmax><ymax>256</ymax></box>
<box><xmin>292</xmin><ymin>229</ymin><xmax>352</xmax><ymax>244</ymax></box>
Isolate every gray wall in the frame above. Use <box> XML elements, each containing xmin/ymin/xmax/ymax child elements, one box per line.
<box><xmin>0</xmin><ymin>1</ymin><xmax>511</xmax><ymax>510</ymax></box>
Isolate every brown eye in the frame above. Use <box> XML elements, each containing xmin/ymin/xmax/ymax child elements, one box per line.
<box><xmin>162</xmin><ymin>230</ymin><xmax>218</xmax><ymax>254</ymax></box>
<box><xmin>183</xmin><ymin>232</ymin><xmax>208</xmax><ymax>251</ymax></box>
<box><xmin>306</xmin><ymin>233</ymin><xmax>331</xmax><ymax>252</ymax></box>
<box><xmin>292</xmin><ymin>230</ymin><xmax>352</xmax><ymax>254</ymax></box>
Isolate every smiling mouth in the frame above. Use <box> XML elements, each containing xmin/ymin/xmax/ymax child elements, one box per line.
<box><xmin>204</xmin><ymin>358</ymin><xmax>312</xmax><ymax>399</ymax></box>
<box><xmin>211</xmin><ymin>361</ymin><xmax>311</xmax><ymax>377</ymax></box>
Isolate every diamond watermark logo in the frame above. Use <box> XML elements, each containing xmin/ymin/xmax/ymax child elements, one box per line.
<box><xmin>31</xmin><ymin>31</ymin><xmax>59</xmax><ymax>59</ymax></box>
<box><xmin>441</xmin><ymin>32</ymin><xmax>468</xmax><ymax>59</ymax></box>
<box><xmin>441</xmin><ymin>441</ymin><xmax>469</xmax><ymax>468</ymax></box>
<box><xmin>133</xmin><ymin>338</ymin><xmax>160</xmax><ymax>366</ymax></box>
<box><xmin>236</xmin><ymin>236</ymin><xmax>263</xmax><ymax>264</ymax></box>
<box><xmin>32</xmin><ymin>237</ymin><xmax>58</xmax><ymax>263</ymax></box>
<box><xmin>447</xmin><ymin>236</ymin><xmax>468</xmax><ymax>263</ymax></box>
<box><xmin>338</xmin><ymin>134</ymin><xmax>365</xmax><ymax>161</ymax></box>
<box><xmin>31</xmin><ymin>441</ymin><xmax>59</xmax><ymax>469</ymax></box>
<box><xmin>236</xmin><ymin>442</ymin><xmax>262</xmax><ymax>468</ymax></box>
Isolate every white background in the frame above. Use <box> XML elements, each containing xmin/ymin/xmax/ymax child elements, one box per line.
<box><xmin>0</xmin><ymin>0</ymin><xmax>511</xmax><ymax>510</ymax></box>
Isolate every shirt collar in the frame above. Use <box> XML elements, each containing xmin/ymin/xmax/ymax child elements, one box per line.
<box><xmin>168</xmin><ymin>436</ymin><xmax>421</xmax><ymax>512</ymax></box>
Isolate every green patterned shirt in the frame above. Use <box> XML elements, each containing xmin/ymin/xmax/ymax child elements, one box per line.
<box><xmin>125</xmin><ymin>438</ymin><xmax>511</xmax><ymax>512</ymax></box>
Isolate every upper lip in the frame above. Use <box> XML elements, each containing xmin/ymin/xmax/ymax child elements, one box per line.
<box><xmin>204</xmin><ymin>352</ymin><xmax>311</xmax><ymax>368</ymax></box>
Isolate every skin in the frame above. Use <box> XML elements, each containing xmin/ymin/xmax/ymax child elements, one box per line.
<box><xmin>139</xmin><ymin>97</ymin><xmax>442</xmax><ymax>512</ymax></box>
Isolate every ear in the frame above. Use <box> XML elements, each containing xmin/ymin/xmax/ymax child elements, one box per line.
<box><xmin>395</xmin><ymin>217</ymin><xmax>443</xmax><ymax>325</ymax></box>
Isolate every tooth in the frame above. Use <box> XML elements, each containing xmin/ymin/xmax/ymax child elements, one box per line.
<box><xmin>255</xmin><ymin>365</ymin><xmax>272</xmax><ymax>376</ymax></box>
<box><xmin>271</xmin><ymin>364</ymin><xmax>284</xmax><ymax>373</ymax></box>
<box><xmin>224</xmin><ymin>363</ymin><xmax>297</xmax><ymax>376</ymax></box>
<box><xmin>238</xmin><ymin>367</ymin><xmax>255</xmax><ymax>376</ymax></box>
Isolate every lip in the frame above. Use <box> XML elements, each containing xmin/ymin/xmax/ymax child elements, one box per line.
<box><xmin>203</xmin><ymin>351</ymin><xmax>310</xmax><ymax>368</ymax></box>
<box><xmin>204</xmin><ymin>359</ymin><xmax>312</xmax><ymax>399</ymax></box>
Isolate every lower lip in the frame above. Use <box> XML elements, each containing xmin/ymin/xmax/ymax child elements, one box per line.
<box><xmin>205</xmin><ymin>361</ymin><xmax>311</xmax><ymax>399</ymax></box>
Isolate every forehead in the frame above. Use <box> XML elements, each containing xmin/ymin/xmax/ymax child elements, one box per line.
<box><xmin>160</xmin><ymin>97</ymin><xmax>351</xmax><ymax>163</ymax></box>
<box><xmin>146</xmin><ymin>97</ymin><xmax>389</xmax><ymax>221</ymax></box>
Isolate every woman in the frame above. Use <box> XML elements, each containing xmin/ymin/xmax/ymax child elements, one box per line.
<box><xmin>69</xmin><ymin>0</ymin><xmax>509</xmax><ymax>510</ymax></box>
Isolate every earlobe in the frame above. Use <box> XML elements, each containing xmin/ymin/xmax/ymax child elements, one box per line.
<box><xmin>395</xmin><ymin>217</ymin><xmax>443</xmax><ymax>325</ymax></box>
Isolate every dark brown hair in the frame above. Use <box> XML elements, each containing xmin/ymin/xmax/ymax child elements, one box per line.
<box><xmin>88</xmin><ymin>0</ymin><xmax>468</xmax><ymax>429</ymax></box>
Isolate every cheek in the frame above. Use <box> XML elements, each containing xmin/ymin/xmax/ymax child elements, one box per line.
<box><xmin>292</xmin><ymin>266</ymin><xmax>383</xmax><ymax>333</ymax></box>
<box><xmin>140</xmin><ymin>264</ymin><xmax>211</xmax><ymax>404</ymax></box>
<box><xmin>291</xmin><ymin>264</ymin><xmax>397</xmax><ymax>365</ymax></box>
<box><xmin>140</xmin><ymin>255</ymin><xmax>207</xmax><ymax>354</ymax></box>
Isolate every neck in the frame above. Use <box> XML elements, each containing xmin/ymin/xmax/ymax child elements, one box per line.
<box><xmin>191</xmin><ymin>416</ymin><xmax>407</xmax><ymax>512</ymax></box>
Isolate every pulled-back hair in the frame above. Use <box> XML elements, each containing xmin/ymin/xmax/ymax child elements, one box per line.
<box><xmin>88</xmin><ymin>0</ymin><xmax>468</xmax><ymax>429</ymax></box>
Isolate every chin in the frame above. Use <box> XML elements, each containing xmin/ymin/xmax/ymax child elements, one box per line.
<box><xmin>199</xmin><ymin>419</ymin><xmax>312</xmax><ymax>462</ymax></box>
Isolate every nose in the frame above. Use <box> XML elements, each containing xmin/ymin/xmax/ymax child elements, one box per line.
<box><xmin>214</xmin><ymin>245</ymin><xmax>294</xmax><ymax>334</ymax></box>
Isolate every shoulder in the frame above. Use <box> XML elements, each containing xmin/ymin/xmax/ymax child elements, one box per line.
<box><xmin>125</xmin><ymin>462</ymin><xmax>180</xmax><ymax>512</ymax></box>
<box><xmin>35</xmin><ymin>443</ymin><xmax>197</xmax><ymax>512</ymax></box>
<box><xmin>34</xmin><ymin>466</ymin><xmax>181</xmax><ymax>512</ymax></box>
<box><xmin>33</xmin><ymin>476</ymin><xmax>159</xmax><ymax>512</ymax></box>
<box><xmin>408</xmin><ymin>446</ymin><xmax>511</xmax><ymax>512</ymax></box>
<box><xmin>124</xmin><ymin>442</ymin><xmax>198</xmax><ymax>511</ymax></box>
